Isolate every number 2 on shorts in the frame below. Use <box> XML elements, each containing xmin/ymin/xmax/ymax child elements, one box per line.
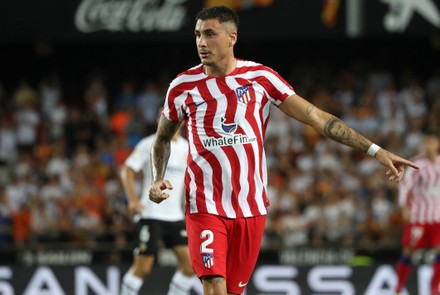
<box><xmin>200</xmin><ymin>229</ymin><xmax>214</xmax><ymax>253</ymax></box>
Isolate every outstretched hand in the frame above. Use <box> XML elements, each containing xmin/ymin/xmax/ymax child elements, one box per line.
<box><xmin>149</xmin><ymin>180</ymin><xmax>173</xmax><ymax>204</ymax></box>
<box><xmin>374</xmin><ymin>149</ymin><xmax>419</xmax><ymax>182</ymax></box>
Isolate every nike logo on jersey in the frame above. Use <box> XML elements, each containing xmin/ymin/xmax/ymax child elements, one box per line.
<box><xmin>194</xmin><ymin>101</ymin><xmax>206</xmax><ymax>107</ymax></box>
<box><xmin>238</xmin><ymin>281</ymin><xmax>248</xmax><ymax>287</ymax></box>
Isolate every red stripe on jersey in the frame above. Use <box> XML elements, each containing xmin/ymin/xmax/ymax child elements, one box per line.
<box><xmin>240</xmin><ymin>83</ymin><xmax>266</xmax><ymax>215</ymax></box>
<box><xmin>216</xmin><ymin>78</ymin><xmax>243</xmax><ymax>217</ymax></box>
<box><xmin>186</xmin><ymin>153</ymin><xmax>207</xmax><ymax>213</ymax></box>
<box><xmin>194</xmin><ymin>82</ymin><xmax>227</xmax><ymax>216</ymax></box>
<box><xmin>243</xmin><ymin>104</ymin><xmax>260</xmax><ymax>216</ymax></box>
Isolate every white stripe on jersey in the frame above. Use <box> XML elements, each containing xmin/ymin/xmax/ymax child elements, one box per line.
<box><xmin>187</xmin><ymin>164</ymin><xmax>198</xmax><ymax>213</ymax></box>
<box><xmin>206</xmin><ymin>78</ymin><xmax>236</xmax><ymax>217</ymax></box>
<box><xmin>185</xmin><ymin>85</ymin><xmax>219</xmax><ymax>215</ymax></box>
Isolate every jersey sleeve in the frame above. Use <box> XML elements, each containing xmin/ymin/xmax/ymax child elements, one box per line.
<box><xmin>163</xmin><ymin>79</ymin><xmax>187</xmax><ymax>122</ymax></box>
<box><xmin>124</xmin><ymin>138</ymin><xmax>151</xmax><ymax>172</ymax></box>
<box><xmin>260</xmin><ymin>66</ymin><xmax>295</xmax><ymax>106</ymax></box>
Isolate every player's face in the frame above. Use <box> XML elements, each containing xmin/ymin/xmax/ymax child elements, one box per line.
<box><xmin>194</xmin><ymin>18</ymin><xmax>236</xmax><ymax>67</ymax></box>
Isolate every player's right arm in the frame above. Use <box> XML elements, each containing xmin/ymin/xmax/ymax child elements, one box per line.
<box><xmin>149</xmin><ymin>116</ymin><xmax>182</xmax><ymax>203</ymax></box>
<box><xmin>120</xmin><ymin>165</ymin><xmax>144</xmax><ymax>214</ymax></box>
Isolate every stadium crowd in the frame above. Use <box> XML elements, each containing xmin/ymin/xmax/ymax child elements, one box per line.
<box><xmin>0</xmin><ymin>54</ymin><xmax>439</xmax><ymax>253</ymax></box>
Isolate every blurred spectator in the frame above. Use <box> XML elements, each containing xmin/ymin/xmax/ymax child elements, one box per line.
<box><xmin>85</xmin><ymin>78</ymin><xmax>108</xmax><ymax>123</ymax></box>
<box><xmin>111</xmin><ymin>136</ymin><xmax>132</xmax><ymax>167</ymax></box>
<box><xmin>425</xmin><ymin>70</ymin><xmax>440</xmax><ymax>105</ymax></box>
<box><xmin>48</xmin><ymin>99</ymin><xmax>68</xmax><ymax>140</ymax></box>
<box><xmin>110</xmin><ymin>107</ymin><xmax>130</xmax><ymax>137</ymax></box>
<box><xmin>0</xmin><ymin>117</ymin><xmax>17</xmax><ymax>166</ymax></box>
<box><xmin>29</xmin><ymin>195</ymin><xmax>60</xmax><ymax>243</ymax></box>
<box><xmin>279</xmin><ymin>204</ymin><xmax>311</xmax><ymax>247</ymax></box>
<box><xmin>377</xmin><ymin>82</ymin><xmax>407</xmax><ymax>136</ymax></box>
<box><xmin>427</xmin><ymin>91</ymin><xmax>440</xmax><ymax>133</ymax></box>
<box><xmin>34</xmin><ymin>129</ymin><xmax>53</xmax><ymax>169</ymax></box>
<box><xmin>11</xmin><ymin>203</ymin><xmax>32</xmax><ymax>247</ymax></box>
<box><xmin>400</xmin><ymin>77</ymin><xmax>427</xmax><ymax>122</ymax></box>
<box><xmin>39</xmin><ymin>75</ymin><xmax>61</xmax><ymax>120</ymax></box>
<box><xmin>368</xmin><ymin>66</ymin><xmax>393</xmax><ymax>93</ymax></box>
<box><xmin>115</xmin><ymin>81</ymin><xmax>137</xmax><ymax>110</ymax></box>
<box><xmin>333</xmin><ymin>70</ymin><xmax>358</xmax><ymax>115</ymax></box>
<box><xmin>0</xmin><ymin>186</ymin><xmax>12</xmax><ymax>244</ymax></box>
<box><xmin>137</xmin><ymin>81</ymin><xmax>163</xmax><ymax>136</ymax></box>
<box><xmin>13</xmin><ymin>81</ymin><xmax>38</xmax><ymax>109</ymax></box>
<box><xmin>124</xmin><ymin>106</ymin><xmax>145</xmax><ymax>148</ymax></box>
<box><xmin>14</xmin><ymin>99</ymin><xmax>40</xmax><ymax>154</ymax></box>
<box><xmin>64</xmin><ymin>106</ymin><xmax>100</xmax><ymax>157</ymax></box>
<box><xmin>46</xmin><ymin>142</ymin><xmax>70</xmax><ymax>179</ymax></box>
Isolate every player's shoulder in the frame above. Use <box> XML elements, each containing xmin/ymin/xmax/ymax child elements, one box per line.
<box><xmin>170</xmin><ymin>64</ymin><xmax>205</xmax><ymax>87</ymax></box>
<box><xmin>236</xmin><ymin>59</ymin><xmax>263</xmax><ymax>68</ymax></box>
<box><xmin>236</xmin><ymin>59</ymin><xmax>279</xmax><ymax>75</ymax></box>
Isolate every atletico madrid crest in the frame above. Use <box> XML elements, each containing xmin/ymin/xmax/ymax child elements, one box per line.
<box><xmin>235</xmin><ymin>85</ymin><xmax>251</xmax><ymax>104</ymax></box>
<box><xmin>202</xmin><ymin>253</ymin><xmax>214</xmax><ymax>269</ymax></box>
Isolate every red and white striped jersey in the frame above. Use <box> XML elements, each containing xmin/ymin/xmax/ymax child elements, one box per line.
<box><xmin>398</xmin><ymin>154</ymin><xmax>440</xmax><ymax>224</ymax></box>
<box><xmin>163</xmin><ymin>59</ymin><xmax>295</xmax><ymax>218</ymax></box>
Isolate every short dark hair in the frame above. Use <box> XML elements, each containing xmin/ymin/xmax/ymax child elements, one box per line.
<box><xmin>195</xmin><ymin>6</ymin><xmax>239</xmax><ymax>30</ymax></box>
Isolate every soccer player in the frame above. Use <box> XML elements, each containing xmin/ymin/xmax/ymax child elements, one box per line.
<box><xmin>149</xmin><ymin>6</ymin><xmax>419</xmax><ymax>295</ymax></box>
<box><xmin>395</xmin><ymin>130</ymin><xmax>440</xmax><ymax>295</ymax></box>
<box><xmin>120</xmin><ymin>129</ymin><xmax>194</xmax><ymax>295</ymax></box>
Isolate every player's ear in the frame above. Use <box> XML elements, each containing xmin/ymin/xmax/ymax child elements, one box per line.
<box><xmin>229</xmin><ymin>31</ymin><xmax>237</xmax><ymax>47</ymax></box>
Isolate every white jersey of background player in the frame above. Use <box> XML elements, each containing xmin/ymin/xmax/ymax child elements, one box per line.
<box><xmin>120</xmin><ymin>131</ymin><xmax>193</xmax><ymax>295</ymax></box>
<box><xmin>126</xmin><ymin>134</ymin><xmax>187</xmax><ymax>221</ymax></box>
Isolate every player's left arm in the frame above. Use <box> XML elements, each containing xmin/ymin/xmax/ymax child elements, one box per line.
<box><xmin>278</xmin><ymin>93</ymin><xmax>419</xmax><ymax>182</ymax></box>
<box><xmin>149</xmin><ymin>116</ymin><xmax>182</xmax><ymax>203</ymax></box>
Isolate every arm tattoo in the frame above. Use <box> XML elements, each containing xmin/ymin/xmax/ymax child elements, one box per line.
<box><xmin>323</xmin><ymin>116</ymin><xmax>370</xmax><ymax>152</ymax></box>
<box><xmin>150</xmin><ymin>117</ymin><xmax>181</xmax><ymax>183</ymax></box>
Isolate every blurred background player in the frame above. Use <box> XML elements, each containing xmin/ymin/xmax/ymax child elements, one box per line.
<box><xmin>395</xmin><ymin>129</ymin><xmax>440</xmax><ymax>295</ymax></box>
<box><xmin>119</xmin><ymin>124</ymin><xmax>194</xmax><ymax>295</ymax></box>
